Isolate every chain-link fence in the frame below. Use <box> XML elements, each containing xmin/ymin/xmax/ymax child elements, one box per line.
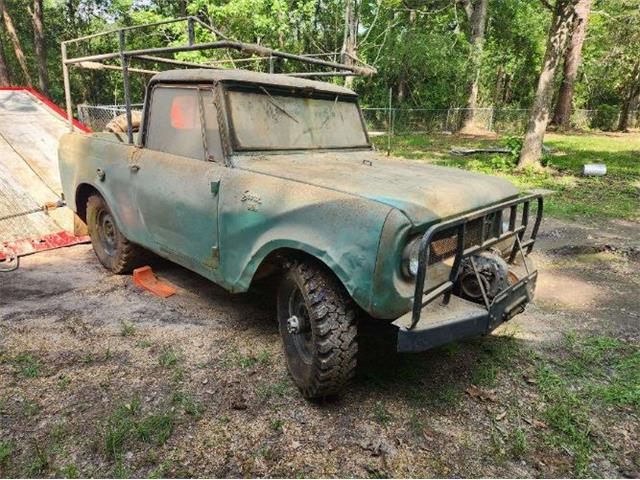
<box><xmin>362</xmin><ymin>107</ymin><xmax>640</xmax><ymax>135</ymax></box>
<box><xmin>77</xmin><ymin>104</ymin><xmax>143</xmax><ymax>132</ymax></box>
<box><xmin>77</xmin><ymin>103</ymin><xmax>639</xmax><ymax>135</ymax></box>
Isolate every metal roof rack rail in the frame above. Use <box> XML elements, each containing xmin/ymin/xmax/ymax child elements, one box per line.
<box><xmin>61</xmin><ymin>16</ymin><xmax>377</xmax><ymax>143</ymax></box>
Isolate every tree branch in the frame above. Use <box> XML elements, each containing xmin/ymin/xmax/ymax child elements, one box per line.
<box><xmin>539</xmin><ymin>0</ymin><xmax>554</xmax><ymax>11</ymax></box>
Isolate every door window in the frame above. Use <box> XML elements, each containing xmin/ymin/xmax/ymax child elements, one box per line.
<box><xmin>146</xmin><ymin>86</ymin><xmax>224</xmax><ymax>161</ymax></box>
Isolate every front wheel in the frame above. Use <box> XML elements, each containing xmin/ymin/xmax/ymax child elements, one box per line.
<box><xmin>277</xmin><ymin>261</ymin><xmax>358</xmax><ymax>399</ymax></box>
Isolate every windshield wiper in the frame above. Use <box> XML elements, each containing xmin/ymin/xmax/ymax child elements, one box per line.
<box><xmin>259</xmin><ymin>86</ymin><xmax>299</xmax><ymax>123</ymax></box>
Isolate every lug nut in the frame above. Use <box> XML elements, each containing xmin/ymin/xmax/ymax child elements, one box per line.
<box><xmin>287</xmin><ymin>315</ymin><xmax>300</xmax><ymax>334</ymax></box>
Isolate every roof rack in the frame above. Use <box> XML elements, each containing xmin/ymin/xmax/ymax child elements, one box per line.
<box><xmin>61</xmin><ymin>16</ymin><xmax>377</xmax><ymax>143</ymax></box>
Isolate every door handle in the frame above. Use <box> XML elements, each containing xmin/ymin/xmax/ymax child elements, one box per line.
<box><xmin>130</xmin><ymin>164</ymin><xmax>140</xmax><ymax>172</ymax></box>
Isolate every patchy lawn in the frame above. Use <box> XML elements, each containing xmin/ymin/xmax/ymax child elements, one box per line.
<box><xmin>1</xmin><ymin>216</ymin><xmax>638</xmax><ymax>478</ymax></box>
<box><xmin>1</xmin><ymin>131</ymin><xmax>638</xmax><ymax>478</ymax></box>
<box><xmin>372</xmin><ymin>131</ymin><xmax>640</xmax><ymax>221</ymax></box>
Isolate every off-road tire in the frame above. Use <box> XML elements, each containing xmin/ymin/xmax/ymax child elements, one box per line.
<box><xmin>277</xmin><ymin>261</ymin><xmax>358</xmax><ymax>399</ymax></box>
<box><xmin>86</xmin><ymin>194</ymin><xmax>145</xmax><ymax>274</ymax></box>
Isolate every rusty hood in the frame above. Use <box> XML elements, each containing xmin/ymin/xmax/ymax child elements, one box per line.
<box><xmin>234</xmin><ymin>151</ymin><xmax>519</xmax><ymax>225</ymax></box>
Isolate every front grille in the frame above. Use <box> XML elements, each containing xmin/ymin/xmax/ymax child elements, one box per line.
<box><xmin>428</xmin><ymin>214</ymin><xmax>499</xmax><ymax>264</ymax></box>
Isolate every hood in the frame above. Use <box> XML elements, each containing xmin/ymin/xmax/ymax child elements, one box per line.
<box><xmin>234</xmin><ymin>150</ymin><xmax>519</xmax><ymax>225</ymax></box>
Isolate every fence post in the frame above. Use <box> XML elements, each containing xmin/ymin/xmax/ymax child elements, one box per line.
<box><xmin>387</xmin><ymin>87</ymin><xmax>392</xmax><ymax>156</ymax></box>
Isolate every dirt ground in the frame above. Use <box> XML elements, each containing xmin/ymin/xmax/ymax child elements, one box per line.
<box><xmin>1</xmin><ymin>217</ymin><xmax>638</xmax><ymax>478</ymax></box>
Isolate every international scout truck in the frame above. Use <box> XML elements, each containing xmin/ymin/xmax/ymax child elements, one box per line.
<box><xmin>59</xmin><ymin>69</ymin><xmax>544</xmax><ymax>398</ymax></box>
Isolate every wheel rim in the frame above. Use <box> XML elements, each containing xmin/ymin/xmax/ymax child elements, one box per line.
<box><xmin>96</xmin><ymin>209</ymin><xmax>117</xmax><ymax>257</ymax></box>
<box><xmin>286</xmin><ymin>287</ymin><xmax>313</xmax><ymax>365</ymax></box>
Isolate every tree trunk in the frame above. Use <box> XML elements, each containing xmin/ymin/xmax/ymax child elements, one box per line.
<box><xmin>460</xmin><ymin>0</ymin><xmax>488</xmax><ymax>133</ymax></box>
<box><xmin>0</xmin><ymin>0</ymin><xmax>32</xmax><ymax>87</ymax></box>
<box><xmin>0</xmin><ymin>26</ymin><xmax>10</xmax><ymax>85</ymax></box>
<box><xmin>518</xmin><ymin>0</ymin><xmax>578</xmax><ymax>169</ymax></box>
<box><xmin>30</xmin><ymin>0</ymin><xmax>49</xmax><ymax>96</ymax></box>
<box><xmin>617</xmin><ymin>60</ymin><xmax>640</xmax><ymax>131</ymax></box>
<box><xmin>551</xmin><ymin>0</ymin><xmax>590</xmax><ymax>130</ymax></box>
<box><xmin>494</xmin><ymin>65</ymin><xmax>504</xmax><ymax>107</ymax></box>
<box><xmin>341</xmin><ymin>0</ymin><xmax>358</xmax><ymax>89</ymax></box>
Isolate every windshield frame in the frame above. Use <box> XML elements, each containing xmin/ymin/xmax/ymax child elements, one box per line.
<box><xmin>220</xmin><ymin>82</ymin><xmax>372</xmax><ymax>153</ymax></box>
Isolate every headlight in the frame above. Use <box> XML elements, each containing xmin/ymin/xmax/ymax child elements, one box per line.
<box><xmin>402</xmin><ymin>237</ymin><xmax>422</xmax><ymax>277</ymax></box>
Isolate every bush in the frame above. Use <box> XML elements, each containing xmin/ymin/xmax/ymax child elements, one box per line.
<box><xmin>590</xmin><ymin>105</ymin><xmax>619</xmax><ymax>131</ymax></box>
<box><xmin>503</xmin><ymin>135</ymin><xmax>524</xmax><ymax>158</ymax></box>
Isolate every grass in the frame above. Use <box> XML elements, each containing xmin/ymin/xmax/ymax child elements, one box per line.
<box><xmin>171</xmin><ymin>391</ymin><xmax>205</xmax><ymax>418</ymax></box>
<box><xmin>0</xmin><ymin>440</ymin><xmax>12</xmax><ymax>467</ymax></box>
<box><xmin>57</xmin><ymin>463</ymin><xmax>80</xmax><ymax>478</ymax></box>
<box><xmin>372</xmin><ymin>401</ymin><xmax>392</xmax><ymax>426</ymax></box>
<box><xmin>10</xmin><ymin>354</ymin><xmax>42</xmax><ymax>378</ymax></box>
<box><xmin>25</xmin><ymin>443</ymin><xmax>50</xmax><ymax>476</ymax></box>
<box><xmin>270</xmin><ymin>418</ymin><xmax>284</xmax><ymax>432</ymax></box>
<box><xmin>120</xmin><ymin>321</ymin><xmax>136</xmax><ymax>337</ymax></box>
<box><xmin>508</xmin><ymin>427</ymin><xmax>529</xmax><ymax>460</ymax></box>
<box><xmin>102</xmin><ymin>397</ymin><xmax>175</xmax><ymax>461</ymax></box>
<box><xmin>158</xmin><ymin>348</ymin><xmax>178</xmax><ymax>368</ymax></box>
<box><xmin>373</xmin><ymin>132</ymin><xmax>640</xmax><ymax>221</ymax></box>
<box><xmin>532</xmin><ymin>333</ymin><xmax>639</xmax><ymax>476</ymax></box>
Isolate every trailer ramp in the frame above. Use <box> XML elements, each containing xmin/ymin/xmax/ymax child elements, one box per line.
<box><xmin>0</xmin><ymin>88</ymin><xmax>90</xmax><ymax>265</ymax></box>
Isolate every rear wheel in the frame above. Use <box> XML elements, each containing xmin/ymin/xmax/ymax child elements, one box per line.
<box><xmin>277</xmin><ymin>261</ymin><xmax>358</xmax><ymax>399</ymax></box>
<box><xmin>86</xmin><ymin>194</ymin><xmax>144</xmax><ymax>274</ymax></box>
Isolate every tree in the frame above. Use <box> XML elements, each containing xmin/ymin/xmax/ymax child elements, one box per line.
<box><xmin>0</xmin><ymin>0</ymin><xmax>33</xmax><ymax>87</ymax></box>
<box><xmin>459</xmin><ymin>0</ymin><xmax>489</xmax><ymax>133</ymax></box>
<box><xmin>617</xmin><ymin>60</ymin><xmax>640</xmax><ymax>131</ymax></box>
<box><xmin>341</xmin><ymin>0</ymin><xmax>358</xmax><ymax>89</ymax></box>
<box><xmin>551</xmin><ymin>0</ymin><xmax>591</xmax><ymax>130</ymax></box>
<box><xmin>518</xmin><ymin>0</ymin><xmax>578</xmax><ymax>169</ymax></box>
<box><xmin>29</xmin><ymin>0</ymin><xmax>50</xmax><ymax>95</ymax></box>
<box><xmin>0</xmin><ymin>24</ymin><xmax>10</xmax><ymax>85</ymax></box>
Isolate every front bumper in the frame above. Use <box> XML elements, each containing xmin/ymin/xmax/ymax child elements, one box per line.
<box><xmin>392</xmin><ymin>194</ymin><xmax>543</xmax><ymax>353</ymax></box>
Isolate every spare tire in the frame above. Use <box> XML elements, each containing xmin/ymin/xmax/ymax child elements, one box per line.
<box><xmin>104</xmin><ymin>111</ymin><xmax>142</xmax><ymax>133</ymax></box>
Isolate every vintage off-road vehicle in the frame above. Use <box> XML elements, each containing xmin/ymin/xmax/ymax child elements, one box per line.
<box><xmin>58</xmin><ymin>19</ymin><xmax>543</xmax><ymax>398</ymax></box>
<box><xmin>59</xmin><ymin>68</ymin><xmax>543</xmax><ymax>398</ymax></box>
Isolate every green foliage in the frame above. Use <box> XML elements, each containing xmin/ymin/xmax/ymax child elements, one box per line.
<box><xmin>0</xmin><ymin>440</ymin><xmax>12</xmax><ymax>466</ymax></box>
<box><xmin>120</xmin><ymin>321</ymin><xmax>136</xmax><ymax>337</ymax></box>
<box><xmin>158</xmin><ymin>347</ymin><xmax>178</xmax><ymax>368</ymax></box>
<box><xmin>508</xmin><ymin>428</ymin><xmax>529</xmax><ymax>459</ymax></box>
<box><xmin>503</xmin><ymin>135</ymin><xmax>523</xmax><ymax>158</ymax></box>
<box><xmin>102</xmin><ymin>397</ymin><xmax>175</xmax><ymax>461</ymax></box>
<box><xmin>0</xmin><ymin>0</ymin><xmax>635</xmax><ymax>122</ymax></box>
<box><xmin>533</xmin><ymin>334</ymin><xmax>640</xmax><ymax>475</ymax></box>
<box><xmin>590</xmin><ymin>104</ymin><xmax>619</xmax><ymax>131</ymax></box>
<box><xmin>11</xmin><ymin>354</ymin><xmax>42</xmax><ymax>378</ymax></box>
<box><xmin>376</xmin><ymin>132</ymin><xmax>640</xmax><ymax>221</ymax></box>
<box><xmin>135</xmin><ymin>413</ymin><xmax>175</xmax><ymax>445</ymax></box>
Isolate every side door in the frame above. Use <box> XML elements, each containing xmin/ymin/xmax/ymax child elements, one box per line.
<box><xmin>132</xmin><ymin>84</ymin><xmax>226</xmax><ymax>276</ymax></box>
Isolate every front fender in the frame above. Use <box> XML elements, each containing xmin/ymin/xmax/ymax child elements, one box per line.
<box><xmin>234</xmin><ymin>238</ymin><xmax>369</xmax><ymax>309</ymax></box>
<box><xmin>217</xmin><ymin>169</ymin><xmax>394</xmax><ymax>313</ymax></box>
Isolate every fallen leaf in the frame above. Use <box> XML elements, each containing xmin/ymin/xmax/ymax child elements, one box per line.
<box><xmin>466</xmin><ymin>385</ymin><xmax>498</xmax><ymax>402</ymax></box>
<box><xmin>533</xmin><ymin>419</ymin><xmax>547</xmax><ymax>429</ymax></box>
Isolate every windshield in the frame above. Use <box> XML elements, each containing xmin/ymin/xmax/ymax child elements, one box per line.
<box><xmin>225</xmin><ymin>87</ymin><xmax>370</xmax><ymax>151</ymax></box>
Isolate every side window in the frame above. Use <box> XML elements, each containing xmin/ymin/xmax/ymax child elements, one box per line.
<box><xmin>145</xmin><ymin>86</ymin><xmax>224</xmax><ymax>162</ymax></box>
